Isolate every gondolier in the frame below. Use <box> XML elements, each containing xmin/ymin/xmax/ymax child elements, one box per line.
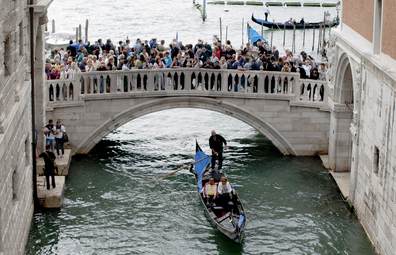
<box><xmin>209</xmin><ymin>130</ymin><xmax>227</xmax><ymax>172</ymax></box>
<box><xmin>263</xmin><ymin>4</ymin><xmax>270</xmax><ymax>21</ymax></box>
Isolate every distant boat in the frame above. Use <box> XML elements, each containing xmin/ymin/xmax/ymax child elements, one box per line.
<box><xmin>45</xmin><ymin>31</ymin><xmax>75</xmax><ymax>50</ymax></box>
<box><xmin>190</xmin><ymin>142</ymin><xmax>246</xmax><ymax>243</ymax></box>
<box><xmin>251</xmin><ymin>13</ymin><xmax>337</xmax><ymax>29</ymax></box>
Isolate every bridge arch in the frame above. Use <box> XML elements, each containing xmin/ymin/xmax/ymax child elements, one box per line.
<box><xmin>75</xmin><ymin>97</ymin><xmax>297</xmax><ymax>155</ymax></box>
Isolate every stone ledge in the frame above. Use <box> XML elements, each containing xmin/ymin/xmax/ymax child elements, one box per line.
<box><xmin>37</xmin><ymin>175</ymin><xmax>65</xmax><ymax>208</ymax></box>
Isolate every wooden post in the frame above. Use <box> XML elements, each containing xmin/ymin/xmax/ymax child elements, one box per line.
<box><xmin>242</xmin><ymin>18</ymin><xmax>244</xmax><ymax>46</ymax></box>
<box><xmin>203</xmin><ymin>0</ymin><xmax>206</xmax><ymax>21</ymax></box>
<box><xmin>52</xmin><ymin>19</ymin><xmax>55</xmax><ymax>33</ymax></box>
<box><xmin>78</xmin><ymin>24</ymin><xmax>82</xmax><ymax>42</ymax></box>
<box><xmin>261</xmin><ymin>21</ymin><xmax>264</xmax><ymax>37</ymax></box>
<box><xmin>317</xmin><ymin>23</ymin><xmax>322</xmax><ymax>53</ymax></box>
<box><xmin>303</xmin><ymin>22</ymin><xmax>306</xmax><ymax>46</ymax></box>
<box><xmin>292</xmin><ymin>24</ymin><xmax>296</xmax><ymax>53</ymax></box>
<box><xmin>271</xmin><ymin>26</ymin><xmax>273</xmax><ymax>48</ymax></box>
<box><xmin>75</xmin><ymin>27</ymin><xmax>78</xmax><ymax>43</ymax></box>
<box><xmin>220</xmin><ymin>17</ymin><xmax>222</xmax><ymax>43</ymax></box>
<box><xmin>283</xmin><ymin>23</ymin><xmax>286</xmax><ymax>46</ymax></box>
<box><xmin>312</xmin><ymin>26</ymin><xmax>315</xmax><ymax>51</ymax></box>
<box><xmin>248</xmin><ymin>25</ymin><xmax>250</xmax><ymax>45</ymax></box>
<box><xmin>226</xmin><ymin>26</ymin><xmax>228</xmax><ymax>42</ymax></box>
<box><xmin>85</xmin><ymin>19</ymin><xmax>89</xmax><ymax>43</ymax></box>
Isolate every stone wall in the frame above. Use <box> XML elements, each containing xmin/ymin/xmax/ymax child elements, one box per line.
<box><xmin>0</xmin><ymin>1</ymin><xmax>34</xmax><ymax>254</ymax></box>
<box><xmin>0</xmin><ymin>0</ymin><xmax>51</xmax><ymax>254</ymax></box>
<box><xmin>330</xmin><ymin>21</ymin><xmax>396</xmax><ymax>254</ymax></box>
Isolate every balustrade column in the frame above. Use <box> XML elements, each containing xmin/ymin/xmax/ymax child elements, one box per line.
<box><xmin>75</xmin><ymin>74</ymin><xmax>82</xmax><ymax>101</ymax></box>
<box><xmin>147</xmin><ymin>71</ymin><xmax>155</xmax><ymax>92</ymax></box>
<box><xmin>257</xmin><ymin>73</ymin><xmax>264</xmax><ymax>94</ymax></box>
<box><xmin>184</xmin><ymin>70</ymin><xmax>192</xmax><ymax>91</ymax></box>
<box><xmin>109</xmin><ymin>72</ymin><xmax>118</xmax><ymax>93</ymax></box>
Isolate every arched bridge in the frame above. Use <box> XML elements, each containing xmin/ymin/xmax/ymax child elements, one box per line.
<box><xmin>45</xmin><ymin>68</ymin><xmax>330</xmax><ymax>155</ymax></box>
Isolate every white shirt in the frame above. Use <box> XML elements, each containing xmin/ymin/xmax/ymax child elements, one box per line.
<box><xmin>44</xmin><ymin>124</ymin><xmax>56</xmax><ymax>140</ymax></box>
<box><xmin>263</xmin><ymin>6</ymin><xmax>270</xmax><ymax>14</ymax></box>
<box><xmin>55</xmin><ymin>125</ymin><xmax>66</xmax><ymax>139</ymax></box>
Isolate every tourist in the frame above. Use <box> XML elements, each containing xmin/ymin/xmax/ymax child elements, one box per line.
<box><xmin>163</xmin><ymin>52</ymin><xmax>172</xmax><ymax>68</ymax></box>
<box><xmin>303</xmin><ymin>60</ymin><xmax>312</xmax><ymax>78</ymax></box>
<box><xmin>217</xmin><ymin>177</ymin><xmax>233</xmax><ymax>208</ymax></box>
<box><xmin>203</xmin><ymin>177</ymin><xmax>218</xmax><ymax>204</ymax></box>
<box><xmin>170</xmin><ymin>57</ymin><xmax>181</xmax><ymax>68</ymax></box>
<box><xmin>107</xmin><ymin>57</ymin><xmax>116</xmax><ymax>71</ymax></box>
<box><xmin>49</xmin><ymin>66</ymin><xmax>59</xmax><ymax>80</ymax></box>
<box><xmin>209</xmin><ymin>130</ymin><xmax>227</xmax><ymax>172</ymax></box>
<box><xmin>97</xmin><ymin>61</ymin><xmax>107</xmax><ymax>71</ymax></box>
<box><xmin>158</xmin><ymin>40</ymin><xmax>166</xmax><ymax>52</ymax></box>
<box><xmin>85</xmin><ymin>60</ymin><xmax>95</xmax><ymax>72</ymax></box>
<box><xmin>272</xmin><ymin>45</ymin><xmax>279</xmax><ymax>60</ymax></box>
<box><xmin>44</xmin><ymin>119</ymin><xmax>56</xmax><ymax>153</ymax></box>
<box><xmin>79</xmin><ymin>44</ymin><xmax>88</xmax><ymax>57</ymax></box>
<box><xmin>210</xmin><ymin>52</ymin><xmax>219</xmax><ymax>65</ymax></box>
<box><xmin>76</xmin><ymin>49</ymin><xmax>84</xmax><ymax>64</ymax></box>
<box><xmin>45</xmin><ymin>63</ymin><xmax>51</xmax><ymax>79</ymax></box>
<box><xmin>300</xmin><ymin>17</ymin><xmax>305</xmax><ymax>25</ymax></box>
<box><xmin>59</xmin><ymin>65</ymin><xmax>67</xmax><ymax>79</ymax></box>
<box><xmin>220</xmin><ymin>57</ymin><xmax>227</xmax><ymax>69</ymax></box>
<box><xmin>203</xmin><ymin>58</ymin><xmax>213</xmax><ymax>69</ymax></box>
<box><xmin>192</xmin><ymin>54</ymin><xmax>203</xmax><ymax>68</ymax></box>
<box><xmin>285</xmin><ymin>49</ymin><xmax>293</xmax><ymax>61</ymax></box>
<box><xmin>67</xmin><ymin>62</ymin><xmax>81</xmax><ymax>79</ymax></box>
<box><xmin>54</xmin><ymin>120</ymin><xmax>66</xmax><ymax>158</ymax></box>
<box><xmin>66</xmin><ymin>40</ymin><xmax>77</xmax><ymax>57</ymax></box>
<box><xmin>37</xmin><ymin>144</ymin><xmax>56</xmax><ymax>190</ymax></box>
<box><xmin>79</xmin><ymin>57</ymin><xmax>88</xmax><ymax>72</ymax></box>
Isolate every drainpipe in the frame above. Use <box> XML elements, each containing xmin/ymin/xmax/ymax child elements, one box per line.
<box><xmin>30</xmin><ymin>0</ymin><xmax>37</xmax><ymax>202</ymax></box>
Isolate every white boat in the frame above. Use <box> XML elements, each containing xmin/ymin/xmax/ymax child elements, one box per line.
<box><xmin>45</xmin><ymin>31</ymin><xmax>75</xmax><ymax>50</ymax></box>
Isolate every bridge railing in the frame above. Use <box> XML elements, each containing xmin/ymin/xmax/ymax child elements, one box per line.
<box><xmin>45</xmin><ymin>69</ymin><xmax>328</xmax><ymax>106</ymax></box>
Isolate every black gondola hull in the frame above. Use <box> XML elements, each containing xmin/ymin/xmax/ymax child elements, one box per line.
<box><xmin>252</xmin><ymin>14</ymin><xmax>337</xmax><ymax>29</ymax></box>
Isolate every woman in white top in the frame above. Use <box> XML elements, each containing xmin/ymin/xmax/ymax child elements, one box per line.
<box><xmin>54</xmin><ymin>120</ymin><xmax>66</xmax><ymax>158</ymax></box>
<box><xmin>218</xmin><ymin>177</ymin><xmax>232</xmax><ymax>196</ymax></box>
<box><xmin>67</xmin><ymin>62</ymin><xmax>81</xmax><ymax>79</ymax></box>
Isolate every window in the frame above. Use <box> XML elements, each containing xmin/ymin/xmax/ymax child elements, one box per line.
<box><xmin>19</xmin><ymin>22</ymin><xmax>24</xmax><ymax>56</ymax></box>
<box><xmin>373</xmin><ymin>146</ymin><xmax>379</xmax><ymax>175</ymax></box>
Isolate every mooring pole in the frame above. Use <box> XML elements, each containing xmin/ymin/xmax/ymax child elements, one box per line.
<box><xmin>85</xmin><ymin>19</ymin><xmax>89</xmax><ymax>42</ymax></box>
<box><xmin>78</xmin><ymin>24</ymin><xmax>82</xmax><ymax>42</ymax></box>
<box><xmin>283</xmin><ymin>23</ymin><xmax>286</xmax><ymax>46</ymax></box>
<box><xmin>317</xmin><ymin>23</ymin><xmax>322</xmax><ymax>53</ymax></box>
<box><xmin>52</xmin><ymin>19</ymin><xmax>55</xmax><ymax>33</ymax></box>
<box><xmin>292</xmin><ymin>24</ymin><xmax>296</xmax><ymax>53</ymax></box>
<box><xmin>303</xmin><ymin>22</ymin><xmax>306</xmax><ymax>46</ymax></box>
<box><xmin>271</xmin><ymin>26</ymin><xmax>273</xmax><ymax>48</ymax></box>
<box><xmin>312</xmin><ymin>26</ymin><xmax>315</xmax><ymax>51</ymax></box>
<box><xmin>261</xmin><ymin>21</ymin><xmax>264</xmax><ymax>37</ymax></box>
<box><xmin>226</xmin><ymin>26</ymin><xmax>228</xmax><ymax>42</ymax></box>
<box><xmin>203</xmin><ymin>0</ymin><xmax>206</xmax><ymax>21</ymax></box>
<box><xmin>75</xmin><ymin>27</ymin><xmax>78</xmax><ymax>43</ymax></box>
<box><xmin>220</xmin><ymin>17</ymin><xmax>222</xmax><ymax>43</ymax></box>
<box><xmin>242</xmin><ymin>18</ymin><xmax>244</xmax><ymax>46</ymax></box>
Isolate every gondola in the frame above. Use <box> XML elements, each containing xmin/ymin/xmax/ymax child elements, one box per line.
<box><xmin>252</xmin><ymin>13</ymin><xmax>337</xmax><ymax>29</ymax></box>
<box><xmin>190</xmin><ymin>142</ymin><xmax>246</xmax><ymax>243</ymax></box>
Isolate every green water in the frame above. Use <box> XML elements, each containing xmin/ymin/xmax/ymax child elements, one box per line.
<box><xmin>25</xmin><ymin>109</ymin><xmax>375</xmax><ymax>254</ymax></box>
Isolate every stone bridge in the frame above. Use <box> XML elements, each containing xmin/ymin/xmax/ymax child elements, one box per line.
<box><xmin>44</xmin><ymin>68</ymin><xmax>330</xmax><ymax>156</ymax></box>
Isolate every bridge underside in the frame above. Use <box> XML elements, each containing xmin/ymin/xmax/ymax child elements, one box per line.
<box><xmin>47</xmin><ymin>95</ymin><xmax>330</xmax><ymax>156</ymax></box>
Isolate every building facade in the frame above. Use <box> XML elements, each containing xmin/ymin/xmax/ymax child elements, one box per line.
<box><xmin>328</xmin><ymin>0</ymin><xmax>396</xmax><ymax>254</ymax></box>
<box><xmin>0</xmin><ymin>0</ymin><xmax>51</xmax><ymax>254</ymax></box>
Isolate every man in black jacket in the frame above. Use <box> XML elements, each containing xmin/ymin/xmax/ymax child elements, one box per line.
<box><xmin>37</xmin><ymin>144</ymin><xmax>56</xmax><ymax>190</ymax></box>
<box><xmin>209</xmin><ymin>130</ymin><xmax>228</xmax><ymax>173</ymax></box>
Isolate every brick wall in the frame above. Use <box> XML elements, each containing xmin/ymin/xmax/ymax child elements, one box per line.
<box><xmin>343</xmin><ymin>0</ymin><xmax>374</xmax><ymax>43</ymax></box>
<box><xmin>381</xmin><ymin>0</ymin><xmax>396</xmax><ymax>60</ymax></box>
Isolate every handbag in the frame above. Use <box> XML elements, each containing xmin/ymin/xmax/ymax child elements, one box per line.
<box><xmin>45</xmin><ymin>152</ymin><xmax>59</xmax><ymax>175</ymax></box>
<box><xmin>62</xmin><ymin>132</ymin><xmax>69</xmax><ymax>142</ymax></box>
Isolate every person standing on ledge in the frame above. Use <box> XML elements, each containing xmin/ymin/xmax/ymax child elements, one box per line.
<box><xmin>263</xmin><ymin>4</ymin><xmax>270</xmax><ymax>21</ymax></box>
<box><xmin>209</xmin><ymin>130</ymin><xmax>227</xmax><ymax>173</ymax></box>
<box><xmin>37</xmin><ymin>144</ymin><xmax>56</xmax><ymax>190</ymax></box>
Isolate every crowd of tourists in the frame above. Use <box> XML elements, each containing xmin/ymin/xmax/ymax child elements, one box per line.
<box><xmin>45</xmin><ymin>37</ymin><xmax>328</xmax><ymax>81</ymax></box>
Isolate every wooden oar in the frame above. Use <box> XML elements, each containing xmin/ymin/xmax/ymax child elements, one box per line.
<box><xmin>140</xmin><ymin>151</ymin><xmax>220</xmax><ymax>184</ymax></box>
<box><xmin>269</xmin><ymin>14</ymin><xmax>283</xmax><ymax>32</ymax></box>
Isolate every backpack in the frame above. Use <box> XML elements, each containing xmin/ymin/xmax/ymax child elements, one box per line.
<box><xmin>310</xmin><ymin>68</ymin><xmax>319</xmax><ymax>80</ymax></box>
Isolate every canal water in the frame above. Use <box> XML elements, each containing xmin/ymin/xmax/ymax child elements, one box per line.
<box><xmin>25</xmin><ymin>109</ymin><xmax>375</xmax><ymax>254</ymax></box>
<box><xmin>26</xmin><ymin>0</ymin><xmax>376</xmax><ymax>254</ymax></box>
